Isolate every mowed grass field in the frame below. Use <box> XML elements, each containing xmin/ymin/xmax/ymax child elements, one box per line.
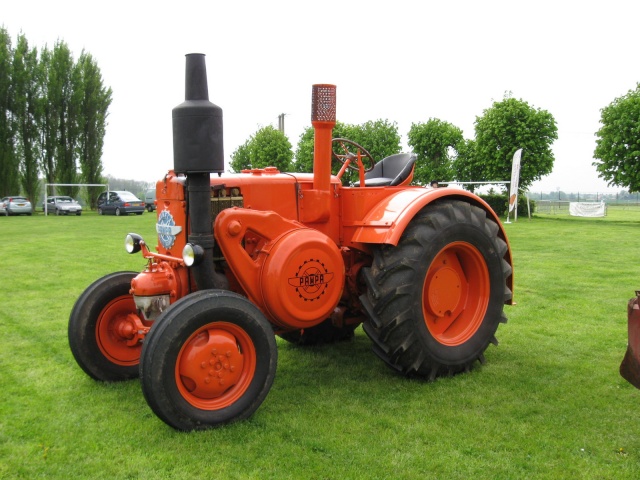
<box><xmin>1</xmin><ymin>205</ymin><xmax>639</xmax><ymax>479</ymax></box>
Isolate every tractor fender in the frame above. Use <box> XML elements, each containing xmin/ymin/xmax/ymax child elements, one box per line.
<box><xmin>351</xmin><ymin>187</ymin><xmax>513</xmax><ymax>300</ymax></box>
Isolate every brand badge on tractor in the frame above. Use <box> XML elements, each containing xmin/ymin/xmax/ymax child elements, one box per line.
<box><xmin>156</xmin><ymin>210</ymin><xmax>182</xmax><ymax>249</ymax></box>
<box><xmin>288</xmin><ymin>259</ymin><xmax>334</xmax><ymax>301</ymax></box>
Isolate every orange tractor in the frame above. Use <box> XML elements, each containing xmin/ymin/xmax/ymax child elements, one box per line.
<box><xmin>68</xmin><ymin>54</ymin><xmax>514</xmax><ymax>430</ymax></box>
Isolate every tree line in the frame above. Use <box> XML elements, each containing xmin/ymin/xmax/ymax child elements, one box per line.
<box><xmin>4</xmin><ymin>24</ymin><xmax>635</xmax><ymax>208</ymax></box>
<box><xmin>230</xmin><ymin>84</ymin><xmax>640</xmax><ymax>195</ymax></box>
<box><xmin>231</xmin><ymin>93</ymin><xmax>559</xmax><ymax>195</ymax></box>
<box><xmin>0</xmin><ymin>27</ymin><xmax>112</xmax><ymax>207</ymax></box>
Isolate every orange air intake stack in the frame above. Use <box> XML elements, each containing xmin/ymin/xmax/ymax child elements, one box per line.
<box><xmin>303</xmin><ymin>84</ymin><xmax>336</xmax><ymax>223</ymax></box>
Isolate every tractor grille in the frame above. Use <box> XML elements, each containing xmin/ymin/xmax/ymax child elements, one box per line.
<box><xmin>210</xmin><ymin>187</ymin><xmax>243</xmax><ymax>225</ymax></box>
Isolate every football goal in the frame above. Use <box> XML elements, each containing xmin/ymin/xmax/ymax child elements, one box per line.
<box><xmin>44</xmin><ymin>183</ymin><xmax>109</xmax><ymax>216</ymax></box>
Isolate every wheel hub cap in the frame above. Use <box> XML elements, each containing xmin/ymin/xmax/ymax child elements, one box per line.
<box><xmin>178</xmin><ymin>329</ymin><xmax>244</xmax><ymax>399</ymax></box>
<box><xmin>426</xmin><ymin>266</ymin><xmax>462</xmax><ymax>317</ymax></box>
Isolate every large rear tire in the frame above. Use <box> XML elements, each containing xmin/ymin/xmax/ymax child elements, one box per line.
<box><xmin>361</xmin><ymin>200</ymin><xmax>511</xmax><ymax>379</ymax></box>
<box><xmin>140</xmin><ymin>290</ymin><xmax>277</xmax><ymax>431</ymax></box>
<box><xmin>68</xmin><ymin>271</ymin><xmax>144</xmax><ymax>381</ymax></box>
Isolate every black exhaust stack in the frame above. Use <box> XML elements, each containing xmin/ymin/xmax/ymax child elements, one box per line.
<box><xmin>173</xmin><ymin>53</ymin><xmax>224</xmax><ymax>290</ymax></box>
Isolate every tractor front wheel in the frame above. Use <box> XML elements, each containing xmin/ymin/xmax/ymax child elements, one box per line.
<box><xmin>361</xmin><ymin>200</ymin><xmax>511</xmax><ymax>379</ymax></box>
<box><xmin>68</xmin><ymin>271</ymin><xmax>146</xmax><ymax>381</ymax></box>
<box><xmin>140</xmin><ymin>290</ymin><xmax>277</xmax><ymax>431</ymax></box>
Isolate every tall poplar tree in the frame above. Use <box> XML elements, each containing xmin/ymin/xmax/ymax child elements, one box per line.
<box><xmin>13</xmin><ymin>33</ymin><xmax>41</xmax><ymax>202</ymax></box>
<box><xmin>36</xmin><ymin>45</ymin><xmax>57</xmax><ymax>187</ymax></box>
<box><xmin>48</xmin><ymin>41</ymin><xmax>78</xmax><ymax>196</ymax></box>
<box><xmin>0</xmin><ymin>27</ymin><xmax>19</xmax><ymax>196</ymax></box>
<box><xmin>76</xmin><ymin>51</ymin><xmax>112</xmax><ymax>208</ymax></box>
<box><xmin>0</xmin><ymin>32</ymin><xmax>112</xmax><ymax>202</ymax></box>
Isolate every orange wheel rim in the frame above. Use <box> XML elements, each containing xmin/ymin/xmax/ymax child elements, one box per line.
<box><xmin>96</xmin><ymin>296</ymin><xmax>143</xmax><ymax>366</ymax></box>
<box><xmin>175</xmin><ymin>322</ymin><xmax>256</xmax><ymax>410</ymax></box>
<box><xmin>422</xmin><ymin>242</ymin><xmax>490</xmax><ymax>346</ymax></box>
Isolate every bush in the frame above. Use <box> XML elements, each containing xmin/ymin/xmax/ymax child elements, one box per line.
<box><xmin>478</xmin><ymin>193</ymin><xmax>533</xmax><ymax>217</ymax></box>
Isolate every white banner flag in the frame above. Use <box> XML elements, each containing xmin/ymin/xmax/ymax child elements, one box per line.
<box><xmin>508</xmin><ymin>149</ymin><xmax>522</xmax><ymax>217</ymax></box>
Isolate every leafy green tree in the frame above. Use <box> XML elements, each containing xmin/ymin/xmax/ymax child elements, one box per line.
<box><xmin>38</xmin><ymin>45</ymin><xmax>58</xmax><ymax>186</ymax></box>
<box><xmin>407</xmin><ymin>118</ymin><xmax>463</xmax><ymax>185</ymax></box>
<box><xmin>293</xmin><ymin>119</ymin><xmax>401</xmax><ymax>184</ymax></box>
<box><xmin>0</xmin><ymin>27</ymin><xmax>19</xmax><ymax>196</ymax></box>
<box><xmin>12</xmin><ymin>33</ymin><xmax>41</xmax><ymax>203</ymax></box>
<box><xmin>292</xmin><ymin>125</ymin><xmax>314</xmax><ymax>173</ymax></box>
<box><xmin>593</xmin><ymin>83</ymin><xmax>640</xmax><ymax>191</ymax></box>
<box><xmin>230</xmin><ymin>140</ymin><xmax>251</xmax><ymax>172</ymax></box>
<box><xmin>348</xmin><ymin>119</ymin><xmax>401</xmax><ymax>164</ymax></box>
<box><xmin>76</xmin><ymin>51</ymin><xmax>112</xmax><ymax>208</ymax></box>
<box><xmin>293</xmin><ymin>121</ymin><xmax>352</xmax><ymax>174</ymax></box>
<box><xmin>0</xmin><ymin>32</ymin><xmax>111</xmax><ymax>203</ymax></box>
<box><xmin>473</xmin><ymin>94</ymin><xmax>557</xmax><ymax>192</ymax></box>
<box><xmin>49</xmin><ymin>41</ymin><xmax>79</xmax><ymax>196</ymax></box>
<box><xmin>230</xmin><ymin>125</ymin><xmax>293</xmax><ymax>172</ymax></box>
<box><xmin>453</xmin><ymin>139</ymin><xmax>483</xmax><ymax>192</ymax></box>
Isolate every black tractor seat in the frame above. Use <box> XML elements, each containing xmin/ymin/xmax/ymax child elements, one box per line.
<box><xmin>363</xmin><ymin>153</ymin><xmax>417</xmax><ymax>187</ymax></box>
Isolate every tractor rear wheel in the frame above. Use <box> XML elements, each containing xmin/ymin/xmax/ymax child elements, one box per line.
<box><xmin>361</xmin><ymin>200</ymin><xmax>511</xmax><ymax>379</ymax></box>
<box><xmin>140</xmin><ymin>290</ymin><xmax>277</xmax><ymax>431</ymax></box>
<box><xmin>68</xmin><ymin>271</ymin><xmax>144</xmax><ymax>381</ymax></box>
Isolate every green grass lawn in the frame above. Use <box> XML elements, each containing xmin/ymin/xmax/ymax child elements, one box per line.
<box><xmin>1</xmin><ymin>207</ymin><xmax>639</xmax><ymax>479</ymax></box>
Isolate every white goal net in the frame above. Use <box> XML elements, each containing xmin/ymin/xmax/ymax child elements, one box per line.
<box><xmin>44</xmin><ymin>183</ymin><xmax>108</xmax><ymax>215</ymax></box>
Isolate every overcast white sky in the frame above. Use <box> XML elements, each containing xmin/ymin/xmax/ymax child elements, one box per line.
<box><xmin>4</xmin><ymin>0</ymin><xmax>640</xmax><ymax>193</ymax></box>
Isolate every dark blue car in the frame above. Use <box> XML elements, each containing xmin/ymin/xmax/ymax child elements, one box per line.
<box><xmin>97</xmin><ymin>191</ymin><xmax>145</xmax><ymax>216</ymax></box>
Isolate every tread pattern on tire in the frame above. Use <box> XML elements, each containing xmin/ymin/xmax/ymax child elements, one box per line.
<box><xmin>360</xmin><ymin>200</ymin><xmax>512</xmax><ymax>380</ymax></box>
<box><xmin>139</xmin><ymin>289</ymin><xmax>278</xmax><ymax>431</ymax></box>
<box><xmin>68</xmin><ymin>271</ymin><xmax>139</xmax><ymax>381</ymax></box>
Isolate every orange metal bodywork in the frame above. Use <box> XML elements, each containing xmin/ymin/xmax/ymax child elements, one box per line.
<box><xmin>135</xmin><ymin>166</ymin><xmax>514</xmax><ymax>331</ymax></box>
<box><xmin>215</xmin><ymin>208</ymin><xmax>345</xmax><ymax>328</ymax></box>
<box><xmin>130</xmin><ymin>83</ymin><xmax>513</xmax><ymax>332</ymax></box>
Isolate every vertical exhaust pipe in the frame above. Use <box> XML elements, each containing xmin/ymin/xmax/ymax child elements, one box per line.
<box><xmin>173</xmin><ymin>53</ymin><xmax>224</xmax><ymax>175</ymax></box>
<box><xmin>172</xmin><ymin>53</ymin><xmax>224</xmax><ymax>290</ymax></box>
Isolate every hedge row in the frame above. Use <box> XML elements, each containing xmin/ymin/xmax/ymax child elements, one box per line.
<box><xmin>477</xmin><ymin>193</ymin><xmax>535</xmax><ymax>217</ymax></box>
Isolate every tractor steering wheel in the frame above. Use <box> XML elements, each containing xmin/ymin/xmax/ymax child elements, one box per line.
<box><xmin>331</xmin><ymin>138</ymin><xmax>375</xmax><ymax>172</ymax></box>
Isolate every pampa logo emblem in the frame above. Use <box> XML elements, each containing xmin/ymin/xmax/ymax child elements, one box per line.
<box><xmin>288</xmin><ymin>259</ymin><xmax>334</xmax><ymax>301</ymax></box>
<box><xmin>156</xmin><ymin>210</ymin><xmax>182</xmax><ymax>249</ymax></box>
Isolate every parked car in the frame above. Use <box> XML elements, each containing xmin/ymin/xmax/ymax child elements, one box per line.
<box><xmin>97</xmin><ymin>191</ymin><xmax>145</xmax><ymax>216</ymax></box>
<box><xmin>1</xmin><ymin>196</ymin><xmax>33</xmax><ymax>216</ymax></box>
<box><xmin>43</xmin><ymin>196</ymin><xmax>83</xmax><ymax>216</ymax></box>
<box><xmin>144</xmin><ymin>189</ymin><xmax>156</xmax><ymax>212</ymax></box>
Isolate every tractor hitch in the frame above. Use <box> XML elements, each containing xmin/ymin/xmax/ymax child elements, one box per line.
<box><xmin>620</xmin><ymin>291</ymin><xmax>640</xmax><ymax>389</ymax></box>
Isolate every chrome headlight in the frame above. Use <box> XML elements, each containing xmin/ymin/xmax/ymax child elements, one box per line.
<box><xmin>182</xmin><ymin>243</ymin><xmax>204</xmax><ymax>267</ymax></box>
<box><xmin>125</xmin><ymin>233</ymin><xmax>144</xmax><ymax>254</ymax></box>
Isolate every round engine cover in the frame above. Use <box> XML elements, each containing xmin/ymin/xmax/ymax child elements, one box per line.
<box><xmin>260</xmin><ymin>228</ymin><xmax>344</xmax><ymax>329</ymax></box>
